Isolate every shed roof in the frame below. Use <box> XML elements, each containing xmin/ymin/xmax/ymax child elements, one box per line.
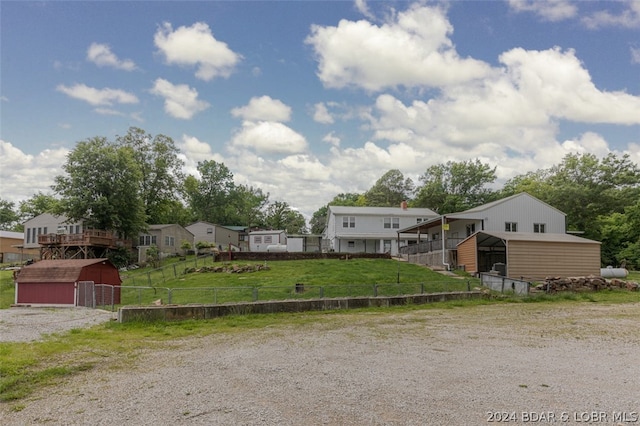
<box><xmin>17</xmin><ymin>259</ymin><xmax>115</xmax><ymax>283</ymax></box>
<box><xmin>460</xmin><ymin>231</ymin><xmax>600</xmax><ymax>248</ymax></box>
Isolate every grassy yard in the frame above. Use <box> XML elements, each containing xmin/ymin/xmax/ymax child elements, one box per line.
<box><xmin>119</xmin><ymin>257</ymin><xmax>476</xmax><ymax>305</ymax></box>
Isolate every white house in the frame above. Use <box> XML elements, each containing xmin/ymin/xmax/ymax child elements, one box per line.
<box><xmin>399</xmin><ymin>192</ymin><xmax>568</xmax><ymax>269</ymax></box>
<box><xmin>22</xmin><ymin>213</ymin><xmax>84</xmax><ymax>249</ymax></box>
<box><xmin>324</xmin><ymin>203</ymin><xmax>438</xmax><ymax>256</ymax></box>
<box><xmin>249</xmin><ymin>230</ymin><xmax>286</xmax><ymax>252</ymax></box>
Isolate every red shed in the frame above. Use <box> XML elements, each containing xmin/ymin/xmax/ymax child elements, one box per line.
<box><xmin>15</xmin><ymin>259</ymin><xmax>121</xmax><ymax>306</ymax></box>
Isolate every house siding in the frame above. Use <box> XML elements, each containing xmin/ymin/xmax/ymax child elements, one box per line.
<box><xmin>507</xmin><ymin>241</ymin><xmax>600</xmax><ymax>280</ymax></box>
<box><xmin>185</xmin><ymin>222</ymin><xmax>240</xmax><ymax>250</ymax></box>
<box><xmin>457</xmin><ymin>234</ymin><xmax>478</xmax><ymax>274</ymax></box>
<box><xmin>22</xmin><ymin>213</ymin><xmax>84</xmax><ymax>249</ymax></box>
<box><xmin>325</xmin><ymin>206</ymin><xmax>438</xmax><ymax>255</ymax></box>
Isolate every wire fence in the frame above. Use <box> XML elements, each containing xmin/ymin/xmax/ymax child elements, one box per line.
<box><xmin>94</xmin><ymin>280</ymin><xmax>475</xmax><ymax>311</ymax></box>
<box><xmin>120</xmin><ymin>254</ymin><xmax>217</xmax><ymax>287</ymax></box>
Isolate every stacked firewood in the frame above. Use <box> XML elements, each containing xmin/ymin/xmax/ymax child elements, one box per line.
<box><xmin>533</xmin><ymin>276</ymin><xmax>639</xmax><ymax>293</ymax></box>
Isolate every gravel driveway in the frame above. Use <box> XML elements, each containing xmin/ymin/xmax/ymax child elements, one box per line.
<box><xmin>0</xmin><ymin>307</ymin><xmax>115</xmax><ymax>342</ymax></box>
<box><xmin>1</xmin><ymin>303</ymin><xmax>639</xmax><ymax>425</ymax></box>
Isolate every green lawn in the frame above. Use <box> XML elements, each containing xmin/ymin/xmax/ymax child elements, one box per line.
<box><xmin>119</xmin><ymin>258</ymin><xmax>475</xmax><ymax>306</ymax></box>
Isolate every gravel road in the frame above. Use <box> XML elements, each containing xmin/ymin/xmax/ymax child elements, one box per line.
<box><xmin>1</xmin><ymin>302</ymin><xmax>639</xmax><ymax>425</ymax></box>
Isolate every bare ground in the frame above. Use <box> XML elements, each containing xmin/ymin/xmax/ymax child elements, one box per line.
<box><xmin>1</xmin><ymin>302</ymin><xmax>639</xmax><ymax>425</ymax></box>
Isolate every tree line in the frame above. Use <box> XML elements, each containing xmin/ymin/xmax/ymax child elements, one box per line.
<box><xmin>0</xmin><ymin>127</ymin><xmax>307</xmax><ymax>237</ymax></box>
<box><xmin>1</xmin><ymin>127</ymin><xmax>638</xmax><ymax>269</ymax></box>
<box><xmin>307</xmin><ymin>157</ymin><xmax>639</xmax><ymax>270</ymax></box>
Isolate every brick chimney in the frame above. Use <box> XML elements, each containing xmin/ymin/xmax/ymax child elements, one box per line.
<box><xmin>401</xmin><ymin>200</ymin><xmax>408</xmax><ymax>210</ymax></box>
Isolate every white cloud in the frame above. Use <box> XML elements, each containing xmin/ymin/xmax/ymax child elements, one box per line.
<box><xmin>154</xmin><ymin>22</ymin><xmax>241</xmax><ymax>81</ymax></box>
<box><xmin>500</xmin><ymin>47</ymin><xmax>640</xmax><ymax>124</ymax></box>
<box><xmin>582</xmin><ymin>0</ymin><xmax>640</xmax><ymax>29</ymax></box>
<box><xmin>631</xmin><ymin>46</ymin><xmax>640</xmax><ymax>64</ymax></box>
<box><xmin>0</xmin><ymin>140</ymin><xmax>67</xmax><ymax>204</ymax></box>
<box><xmin>231</xmin><ymin>96</ymin><xmax>292</xmax><ymax>122</ymax></box>
<box><xmin>312</xmin><ymin>102</ymin><xmax>334</xmax><ymax>124</ymax></box>
<box><xmin>507</xmin><ymin>0</ymin><xmax>577</xmax><ymax>22</ymax></box>
<box><xmin>229</xmin><ymin>121</ymin><xmax>308</xmax><ymax>155</ymax></box>
<box><xmin>150</xmin><ymin>78</ymin><xmax>210</xmax><ymax>120</ymax></box>
<box><xmin>322</xmin><ymin>132</ymin><xmax>341</xmax><ymax>147</ymax></box>
<box><xmin>94</xmin><ymin>107</ymin><xmax>125</xmax><ymax>116</ymax></box>
<box><xmin>354</xmin><ymin>0</ymin><xmax>374</xmax><ymax>20</ymax></box>
<box><xmin>305</xmin><ymin>4</ymin><xmax>491</xmax><ymax>91</ymax></box>
<box><xmin>56</xmin><ymin>83</ymin><xmax>138</xmax><ymax>106</ymax></box>
<box><xmin>87</xmin><ymin>43</ymin><xmax>137</xmax><ymax>71</ymax></box>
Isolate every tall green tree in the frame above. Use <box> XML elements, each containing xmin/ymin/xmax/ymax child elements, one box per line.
<box><xmin>0</xmin><ymin>198</ymin><xmax>20</xmax><ymax>231</ymax></box>
<box><xmin>414</xmin><ymin>159</ymin><xmax>497</xmax><ymax>214</ymax></box>
<box><xmin>226</xmin><ymin>185</ymin><xmax>269</xmax><ymax>227</ymax></box>
<box><xmin>184</xmin><ymin>160</ymin><xmax>236</xmax><ymax>224</ymax></box>
<box><xmin>364</xmin><ymin>169</ymin><xmax>414</xmax><ymax>207</ymax></box>
<box><xmin>52</xmin><ymin>137</ymin><xmax>146</xmax><ymax>239</ymax></box>
<box><xmin>265</xmin><ymin>201</ymin><xmax>307</xmax><ymax>234</ymax></box>
<box><xmin>116</xmin><ymin>127</ymin><xmax>185</xmax><ymax>224</ymax></box>
<box><xmin>18</xmin><ymin>192</ymin><xmax>60</xmax><ymax>222</ymax></box>
<box><xmin>309</xmin><ymin>205</ymin><xmax>328</xmax><ymax>234</ymax></box>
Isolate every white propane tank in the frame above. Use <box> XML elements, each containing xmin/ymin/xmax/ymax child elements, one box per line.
<box><xmin>600</xmin><ymin>266</ymin><xmax>628</xmax><ymax>278</ymax></box>
<box><xmin>266</xmin><ymin>244</ymin><xmax>287</xmax><ymax>252</ymax></box>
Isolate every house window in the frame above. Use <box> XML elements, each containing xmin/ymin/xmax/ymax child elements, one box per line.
<box><xmin>383</xmin><ymin>240</ymin><xmax>392</xmax><ymax>252</ymax></box>
<box><xmin>417</xmin><ymin>218</ymin><xmax>423</xmax><ymax>223</ymax></box>
<box><xmin>26</xmin><ymin>228</ymin><xmax>31</xmax><ymax>244</ymax></box>
<box><xmin>43</xmin><ymin>227</ymin><xmax>48</xmax><ymax>235</ymax></box>
<box><xmin>75</xmin><ymin>225</ymin><xmax>81</xmax><ymax>234</ymax></box>
<box><xmin>432</xmin><ymin>232</ymin><xmax>440</xmax><ymax>240</ymax></box>
<box><xmin>466</xmin><ymin>223</ymin><xmax>476</xmax><ymax>237</ymax></box>
<box><xmin>254</xmin><ymin>236</ymin><xmax>262</xmax><ymax>244</ymax></box>
<box><xmin>347</xmin><ymin>241</ymin><xmax>355</xmax><ymax>248</ymax></box>
<box><xmin>206</xmin><ymin>228</ymin><xmax>213</xmax><ymax>234</ymax></box>
<box><xmin>342</xmin><ymin>216</ymin><xmax>355</xmax><ymax>228</ymax></box>
<box><xmin>165</xmin><ymin>236</ymin><xmax>175</xmax><ymax>246</ymax></box>
<box><xmin>139</xmin><ymin>235</ymin><xmax>157</xmax><ymax>246</ymax></box>
<box><xmin>264</xmin><ymin>235</ymin><xmax>273</xmax><ymax>244</ymax></box>
<box><xmin>505</xmin><ymin>222</ymin><xmax>518</xmax><ymax>232</ymax></box>
<box><xmin>384</xmin><ymin>217</ymin><xmax>400</xmax><ymax>229</ymax></box>
<box><xmin>534</xmin><ymin>223</ymin><xmax>546</xmax><ymax>233</ymax></box>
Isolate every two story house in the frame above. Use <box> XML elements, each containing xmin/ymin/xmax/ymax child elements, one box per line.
<box><xmin>324</xmin><ymin>202</ymin><xmax>438</xmax><ymax>256</ymax></box>
<box><xmin>399</xmin><ymin>192</ymin><xmax>600</xmax><ymax>278</ymax></box>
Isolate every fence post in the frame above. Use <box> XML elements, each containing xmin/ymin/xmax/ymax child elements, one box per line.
<box><xmin>373</xmin><ymin>284</ymin><xmax>378</xmax><ymax>297</ymax></box>
<box><xmin>173</xmin><ymin>264</ymin><xmax>177</xmax><ymax>278</ymax></box>
<box><xmin>214</xmin><ymin>288</ymin><xmax>218</xmax><ymax>304</ymax></box>
<box><xmin>501</xmin><ymin>277</ymin><xmax>505</xmax><ymax>293</ymax></box>
<box><xmin>147</xmin><ymin>272</ymin><xmax>152</xmax><ymax>286</ymax></box>
<box><xmin>320</xmin><ymin>287</ymin><xmax>324</xmax><ymax>298</ymax></box>
<box><xmin>421</xmin><ymin>282</ymin><xmax>425</xmax><ymax>294</ymax></box>
<box><xmin>253</xmin><ymin>287</ymin><xmax>258</xmax><ymax>301</ymax></box>
<box><xmin>467</xmin><ymin>280</ymin><xmax>470</xmax><ymax>292</ymax></box>
<box><xmin>168</xmin><ymin>288</ymin><xmax>172</xmax><ymax>304</ymax></box>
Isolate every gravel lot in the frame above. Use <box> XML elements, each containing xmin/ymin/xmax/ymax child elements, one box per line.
<box><xmin>0</xmin><ymin>307</ymin><xmax>115</xmax><ymax>342</ymax></box>
<box><xmin>1</xmin><ymin>302</ymin><xmax>639</xmax><ymax>425</ymax></box>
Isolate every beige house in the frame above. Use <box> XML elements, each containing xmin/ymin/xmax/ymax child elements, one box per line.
<box><xmin>185</xmin><ymin>221</ymin><xmax>241</xmax><ymax>251</ymax></box>
<box><xmin>138</xmin><ymin>224</ymin><xmax>194</xmax><ymax>263</ymax></box>
<box><xmin>0</xmin><ymin>231</ymin><xmax>39</xmax><ymax>263</ymax></box>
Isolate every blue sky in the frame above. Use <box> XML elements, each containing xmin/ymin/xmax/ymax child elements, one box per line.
<box><xmin>1</xmin><ymin>0</ymin><xmax>639</xmax><ymax>219</ymax></box>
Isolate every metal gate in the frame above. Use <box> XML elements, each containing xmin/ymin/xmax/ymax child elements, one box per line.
<box><xmin>77</xmin><ymin>281</ymin><xmax>96</xmax><ymax>307</ymax></box>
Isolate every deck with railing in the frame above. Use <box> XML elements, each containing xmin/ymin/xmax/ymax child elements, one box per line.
<box><xmin>400</xmin><ymin>238</ymin><xmax>464</xmax><ymax>255</ymax></box>
<box><xmin>38</xmin><ymin>230</ymin><xmax>130</xmax><ymax>249</ymax></box>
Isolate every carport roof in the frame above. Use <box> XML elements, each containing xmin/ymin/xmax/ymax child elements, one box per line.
<box><xmin>461</xmin><ymin>231</ymin><xmax>601</xmax><ymax>248</ymax></box>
